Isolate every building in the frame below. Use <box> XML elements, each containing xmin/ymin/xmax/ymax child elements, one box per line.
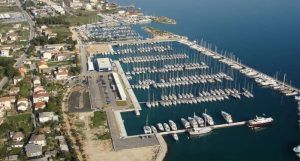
<box><xmin>55</xmin><ymin>68</ymin><xmax>68</xmax><ymax>80</ymax></box>
<box><xmin>0</xmin><ymin>97</ymin><xmax>11</xmax><ymax>110</ymax></box>
<box><xmin>37</xmin><ymin>60</ymin><xmax>50</xmax><ymax>73</ymax></box>
<box><xmin>17</xmin><ymin>98</ymin><xmax>28</xmax><ymax>111</ymax></box>
<box><xmin>10</xmin><ymin>131</ymin><xmax>24</xmax><ymax>142</ymax></box>
<box><xmin>42</xmin><ymin>51</ymin><xmax>52</xmax><ymax>61</ymax></box>
<box><xmin>5</xmin><ymin>155</ymin><xmax>18</xmax><ymax>161</ymax></box>
<box><xmin>13</xmin><ymin>76</ymin><xmax>23</xmax><ymax>85</ymax></box>
<box><xmin>34</xmin><ymin>102</ymin><xmax>46</xmax><ymax>111</ymax></box>
<box><xmin>55</xmin><ymin>136</ymin><xmax>69</xmax><ymax>152</ymax></box>
<box><xmin>9</xmin><ymin>87</ymin><xmax>20</xmax><ymax>95</ymax></box>
<box><xmin>25</xmin><ymin>144</ymin><xmax>43</xmax><ymax>158</ymax></box>
<box><xmin>112</xmin><ymin>72</ymin><xmax>127</xmax><ymax>106</ymax></box>
<box><xmin>38</xmin><ymin>112</ymin><xmax>59</xmax><ymax>123</ymax></box>
<box><xmin>33</xmin><ymin>93</ymin><xmax>49</xmax><ymax>103</ymax></box>
<box><xmin>0</xmin><ymin>48</ymin><xmax>10</xmax><ymax>57</ymax></box>
<box><xmin>32</xmin><ymin>76</ymin><xmax>41</xmax><ymax>86</ymax></box>
<box><xmin>97</xmin><ymin>58</ymin><xmax>112</xmax><ymax>72</ymax></box>
<box><xmin>29</xmin><ymin>134</ymin><xmax>46</xmax><ymax>146</ymax></box>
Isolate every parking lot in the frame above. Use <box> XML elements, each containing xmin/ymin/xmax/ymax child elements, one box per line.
<box><xmin>68</xmin><ymin>86</ymin><xmax>92</xmax><ymax>113</ymax></box>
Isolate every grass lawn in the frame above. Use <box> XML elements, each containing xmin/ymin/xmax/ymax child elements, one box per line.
<box><xmin>49</xmin><ymin>25</ymin><xmax>71</xmax><ymax>38</ymax></box>
<box><xmin>65</xmin><ymin>10</ymin><xmax>101</xmax><ymax>26</ymax></box>
<box><xmin>0</xmin><ymin>113</ymin><xmax>34</xmax><ymax>138</ymax></box>
<box><xmin>90</xmin><ymin>111</ymin><xmax>107</xmax><ymax>128</ymax></box>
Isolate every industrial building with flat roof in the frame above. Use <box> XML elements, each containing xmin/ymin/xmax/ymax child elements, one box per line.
<box><xmin>97</xmin><ymin>58</ymin><xmax>112</xmax><ymax>72</ymax></box>
<box><xmin>112</xmin><ymin>72</ymin><xmax>127</xmax><ymax>105</ymax></box>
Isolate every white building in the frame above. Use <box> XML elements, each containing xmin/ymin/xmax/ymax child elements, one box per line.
<box><xmin>97</xmin><ymin>58</ymin><xmax>112</xmax><ymax>72</ymax></box>
<box><xmin>38</xmin><ymin>112</ymin><xmax>59</xmax><ymax>123</ymax></box>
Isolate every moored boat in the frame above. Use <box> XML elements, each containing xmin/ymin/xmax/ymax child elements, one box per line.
<box><xmin>221</xmin><ymin>111</ymin><xmax>233</xmax><ymax>123</ymax></box>
<box><xmin>172</xmin><ymin>133</ymin><xmax>179</xmax><ymax>141</ymax></box>
<box><xmin>157</xmin><ymin>123</ymin><xmax>164</xmax><ymax>131</ymax></box>
<box><xmin>247</xmin><ymin>116</ymin><xmax>273</xmax><ymax>128</ymax></box>
<box><xmin>163</xmin><ymin>123</ymin><xmax>171</xmax><ymax>132</ymax></box>
<box><xmin>181</xmin><ymin>118</ymin><xmax>191</xmax><ymax>129</ymax></box>
<box><xmin>143</xmin><ymin>126</ymin><xmax>152</xmax><ymax>134</ymax></box>
<box><xmin>202</xmin><ymin>113</ymin><xmax>214</xmax><ymax>126</ymax></box>
<box><xmin>168</xmin><ymin>120</ymin><xmax>178</xmax><ymax>131</ymax></box>
<box><xmin>151</xmin><ymin>125</ymin><xmax>158</xmax><ymax>133</ymax></box>
<box><xmin>188</xmin><ymin>127</ymin><xmax>212</xmax><ymax>136</ymax></box>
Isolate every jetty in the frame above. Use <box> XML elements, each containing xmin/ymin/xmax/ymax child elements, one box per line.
<box><xmin>115</xmin><ymin>61</ymin><xmax>141</xmax><ymax>115</ymax></box>
<box><xmin>125</xmin><ymin>121</ymin><xmax>246</xmax><ymax>138</ymax></box>
<box><xmin>179</xmin><ymin>39</ymin><xmax>300</xmax><ymax>95</ymax></box>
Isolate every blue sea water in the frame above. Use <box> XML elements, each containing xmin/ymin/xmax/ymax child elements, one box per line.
<box><xmin>111</xmin><ymin>0</ymin><xmax>300</xmax><ymax>160</ymax></box>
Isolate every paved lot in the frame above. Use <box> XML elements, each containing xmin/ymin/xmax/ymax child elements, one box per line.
<box><xmin>106</xmin><ymin>109</ymin><xmax>159</xmax><ymax>151</ymax></box>
<box><xmin>68</xmin><ymin>90</ymin><xmax>92</xmax><ymax>113</ymax></box>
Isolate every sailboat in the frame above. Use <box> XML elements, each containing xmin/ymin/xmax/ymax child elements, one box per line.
<box><xmin>188</xmin><ymin>111</ymin><xmax>212</xmax><ymax>136</ymax></box>
<box><xmin>143</xmin><ymin>114</ymin><xmax>152</xmax><ymax>134</ymax></box>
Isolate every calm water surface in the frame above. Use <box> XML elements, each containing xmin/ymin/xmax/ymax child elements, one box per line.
<box><xmin>113</xmin><ymin>0</ymin><xmax>300</xmax><ymax>160</ymax></box>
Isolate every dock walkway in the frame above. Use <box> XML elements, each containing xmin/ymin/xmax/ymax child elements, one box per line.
<box><xmin>114</xmin><ymin>61</ymin><xmax>141</xmax><ymax>115</ymax></box>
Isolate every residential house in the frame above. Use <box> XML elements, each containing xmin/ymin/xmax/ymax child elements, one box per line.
<box><xmin>9</xmin><ymin>87</ymin><xmax>20</xmax><ymax>95</ymax></box>
<box><xmin>8</xmin><ymin>33</ymin><xmax>18</xmax><ymax>41</ymax></box>
<box><xmin>32</xmin><ymin>76</ymin><xmax>41</xmax><ymax>86</ymax></box>
<box><xmin>0</xmin><ymin>97</ymin><xmax>11</xmax><ymax>110</ymax></box>
<box><xmin>33</xmin><ymin>92</ymin><xmax>49</xmax><ymax>104</ymax></box>
<box><xmin>37</xmin><ymin>60</ymin><xmax>51</xmax><ymax>74</ymax></box>
<box><xmin>29</xmin><ymin>134</ymin><xmax>46</xmax><ymax>146</ymax></box>
<box><xmin>13</xmin><ymin>76</ymin><xmax>23</xmax><ymax>85</ymax></box>
<box><xmin>25</xmin><ymin>144</ymin><xmax>43</xmax><ymax>158</ymax></box>
<box><xmin>34</xmin><ymin>102</ymin><xmax>46</xmax><ymax>111</ymax></box>
<box><xmin>33</xmin><ymin>86</ymin><xmax>45</xmax><ymax>93</ymax></box>
<box><xmin>10</xmin><ymin>131</ymin><xmax>24</xmax><ymax>142</ymax></box>
<box><xmin>5</xmin><ymin>155</ymin><xmax>18</xmax><ymax>161</ymax></box>
<box><xmin>17</xmin><ymin>98</ymin><xmax>28</xmax><ymax>111</ymax></box>
<box><xmin>55</xmin><ymin>68</ymin><xmax>68</xmax><ymax>80</ymax></box>
<box><xmin>38</xmin><ymin>112</ymin><xmax>59</xmax><ymax>123</ymax></box>
<box><xmin>41</xmin><ymin>51</ymin><xmax>52</xmax><ymax>61</ymax></box>
<box><xmin>0</xmin><ymin>48</ymin><xmax>10</xmax><ymax>57</ymax></box>
<box><xmin>55</xmin><ymin>136</ymin><xmax>69</xmax><ymax>152</ymax></box>
<box><xmin>19</xmin><ymin>67</ymin><xmax>26</xmax><ymax>77</ymax></box>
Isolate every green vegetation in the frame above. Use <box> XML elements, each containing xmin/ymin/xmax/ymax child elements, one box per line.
<box><xmin>17</xmin><ymin>79</ymin><xmax>31</xmax><ymax>98</ymax></box>
<box><xmin>47</xmin><ymin>60</ymin><xmax>73</xmax><ymax>67</ymax></box>
<box><xmin>95</xmin><ymin>132</ymin><xmax>111</xmax><ymax>140</ymax></box>
<box><xmin>0</xmin><ymin>57</ymin><xmax>18</xmax><ymax>79</ymax></box>
<box><xmin>35</xmin><ymin>10</ymin><xmax>101</xmax><ymax>26</ymax></box>
<box><xmin>0</xmin><ymin>6</ymin><xmax>20</xmax><ymax>12</ymax></box>
<box><xmin>143</xmin><ymin>26</ymin><xmax>172</xmax><ymax>37</ymax></box>
<box><xmin>151</xmin><ymin>16</ymin><xmax>177</xmax><ymax>24</ymax></box>
<box><xmin>0</xmin><ymin>113</ymin><xmax>33</xmax><ymax>139</ymax></box>
<box><xmin>45</xmin><ymin>96</ymin><xmax>62</xmax><ymax>114</ymax></box>
<box><xmin>90</xmin><ymin>111</ymin><xmax>107</xmax><ymax>128</ymax></box>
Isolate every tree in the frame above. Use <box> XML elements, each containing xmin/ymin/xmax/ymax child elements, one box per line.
<box><xmin>5</xmin><ymin>66</ymin><xmax>19</xmax><ymax>79</ymax></box>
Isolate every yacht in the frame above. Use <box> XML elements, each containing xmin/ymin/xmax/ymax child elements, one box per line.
<box><xmin>188</xmin><ymin>127</ymin><xmax>212</xmax><ymax>136</ymax></box>
<box><xmin>157</xmin><ymin>123</ymin><xmax>164</xmax><ymax>131</ymax></box>
<box><xmin>163</xmin><ymin>123</ymin><xmax>171</xmax><ymax>132</ymax></box>
<box><xmin>295</xmin><ymin>95</ymin><xmax>300</xmax><ymax>101</ymax></box>
<box><xmin>202</xmin><ymin>113</ymin><xmax>214</xmax><ymax>126</ymax></box>
<box><xmin>247</xmin><ymin>116</ymin><xmax>273</xmax><ymax>128</ymax></box>
<box><xmin>188</xmin><ymin>117</ymin><xmax>198</xmax><ymax>128</ymax></box>
<box><xmin>151</xmin><ymin>126</ymin><xmax>158</xmax><ymax>133</ymax></box>
<box><xmin>221</xmin><ymin>111</ymin><xmax>233</xmax><ymax>123</ymax></box>
<box><xmin>172</xmin><ymin>133</ymin><xmax>179</xmax><ymax>141</ymax></box>
<box><xmin>143</xmin><ymin>126</ymin><xmax>152</xmax><ymax>134</ymax></box>
<box><xmin>293</xmin><ymin>144</ymin><xmax>300</xmax><ymax>153</ymax></box>
<box><xmin>194</xmin><ymin>114</ymin><xmax>204</xmax><ymax>127</ymax></box>
<box><xmin>168</xmin><ymin>120</ymin><xmax>178</xmax><ymax>131</ymax></box>
<box><xmin>181</xmin><ymin>118</ymin><xmax>191</xmax><ymax>129</ymax></box>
